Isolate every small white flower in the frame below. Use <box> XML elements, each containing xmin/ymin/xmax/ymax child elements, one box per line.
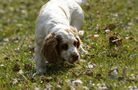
<box><xmin>92</xmin><ymin>83</ymin><xmax>95</xmax><ymax>86</ymax></box>
<box><xmin>70</xmin><ymin>86</ymin><xmax>76</xmax><ymax>90</ymax></box>
<box><xmin>72</xmin><ymin>80</ymin><xmax>83</xmax><ymax>86</ymax></box>
<box><xmin>88</xmin><ymin>64</ymin><xmax>94</xmax><ymax>69</ymax></box>
<box><xmin>65</xmin><ymin>79</ymin><xmax>72</xmax><ymax>84</ymax></box>
<box><xmin>83</xmin><ymin>86</ymin><xmax>89</xmax><ymax>90</ymax></box>
<box><xmin>94</xmin><ymin>34</ymin><xmax>99</xmax><ymax>37</ymax></box>
<box><xmin>79</xmin><ymin>59</ymin><xmax>86</xmax><ymax>62</ymax></box>
<box><xmin>99</xmin><ymin>86</ymin><xmax>108</xmax><ymax>90</ymax></box>
<box><xmin>56</xmin><ymin>84</ymin><xmax>61</xmax><ymax>89</ymax></box>
<box><xmin>3</xmin><ymin>38</ymin><xmax>9</xmax><ymax>42</ymax></box>
<box><xmin>45</xmin><ymin>83</ymin><xmax>53</xmax><ymax>90</ymax></box>
<box><xmin>34</xmin><ymin>87</ymin><xmax>40</xmax><ymax>90</ymax></box>
<box><xmin>18</xmin><ymin>69</ymin><xmax>24</xmax><ymax>75</ymax></box>
<box><xmin>130</xmin><ymin>74</ymin><xmax>135</xmax><ymax>80</ymax></box>
<box><xmin>0</xmin><ymin>64</ymin><xmax>4</xmax><ymax>67</ymax></box>
<box><xmin>128</xmin><ymin>22</ymin><xmax>133</xmax><ymax>26</ymax></box>
<box><xmin>125</xmin><ymin>37</ymin><xmax>130</xmax><ymax>39</ymax></box>
<box><xmin>97</xmin><ymin>83</ymin><xmax>101</xmax><ymax>87</ymax></box>
<box><xmin>128</xmin><ymin>86</ymin><xmax>133</xmax><ymax>89</ymax></box>
<box><xmin>108</xmin><ymin>67</ymin><xmax>118</xmax><ymax>80</ymax></box>
<box><xmin>16</xmin><ymin>24</ymin><xmax>23</xmax><ymax>27</ymax></box>
<box><xmin>114</xmin><ymin>13</ymin><xmax>118</xmax><ymax>17</ymax></box>
<box><xmin>104</xmin><ymin>29</ymin><xmax>111</xmax><ymax>33</ymax></box>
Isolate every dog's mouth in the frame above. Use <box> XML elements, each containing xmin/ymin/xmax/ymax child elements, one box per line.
<box><xmin>56</xmin><ymin>58</ymin><xmax>66</xmax><ymax>63</ymax></box>
<box><xmin>62</xmin><ymin>59</ymin><xmax>65</xmax><ymax>61</ymax></box>
<box><xmin>62</xmin><ymin>58</ymin><xmax>78</xmax><ymax>64</ymax></box>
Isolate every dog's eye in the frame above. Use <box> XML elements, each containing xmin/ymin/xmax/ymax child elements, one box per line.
<box><xmin>61</xmin><ymin>43</ymin><xmax>68</xmax><ymax>50</ymax></box>
<box><xmin>74</xmin><ymin>41</ymin><xmax>78</xmax><ymax>47</ymax></box>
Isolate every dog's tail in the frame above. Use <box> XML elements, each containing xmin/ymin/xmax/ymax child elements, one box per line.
<box><xmin>74</xmin><ymin>0</ymin><xmax>87</xmax><ymax>6</ymax></box>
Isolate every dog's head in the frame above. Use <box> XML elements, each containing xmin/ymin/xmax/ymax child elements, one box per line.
<box><xmin>41</xmin><ymin>26</ymin><xmax>81</xmax><ymax>64</ymax></box>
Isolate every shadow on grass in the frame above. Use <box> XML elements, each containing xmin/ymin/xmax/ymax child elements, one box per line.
<box><xmin>29</xmin><ymin>62</ymin><xmax>75</xmax><ymax>77</ymax></box>
<box><xmin>45</xmin><ymin>63</ymin><xmax>75</xmax><ymax>76</ymax></box>
<box><xmin>24</xmin><ymin>63</ymin><xmax>76</xmax><ymax>83</ymax></box>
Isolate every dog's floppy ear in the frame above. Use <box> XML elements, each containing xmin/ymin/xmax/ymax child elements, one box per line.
<box><xmin>41</xmin><ymin>33</ymin><xmax>59</xmax><ymax>63</ymax></box>
<box><xmin>70</xmin><ymin>26</ymin><xmax>81</xmax><ymax>49</ymax></box>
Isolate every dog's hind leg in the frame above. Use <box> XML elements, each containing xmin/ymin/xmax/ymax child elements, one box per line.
<box><xmin>70</xmin><ymin>6</ymin><xmax>84</xmax><ymax>31</ymax></box>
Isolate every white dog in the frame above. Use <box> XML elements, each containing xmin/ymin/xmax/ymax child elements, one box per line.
<box><xmin>35</xmin><ymin>0</ymin><xmax>87</xmax><ymax>73</ymax></box>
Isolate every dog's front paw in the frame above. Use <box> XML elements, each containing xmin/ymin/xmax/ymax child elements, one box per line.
<box><xmin>36</xmin><ymin>67</ymin><xmax>46</xmax><ymax>74</ymax></box>
<box><xmin>80</xmin><ymin>46</ymin><xmax>88</xmax><ymax>55</ymax></box>
<box><xmin>83</xmin><ymin>50</ymin><xmax>88</xmax><ymax>55</ymax></box>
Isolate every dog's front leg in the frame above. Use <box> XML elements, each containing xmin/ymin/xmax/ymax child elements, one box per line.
<box><xmin>35</xmin><ymin>44</ymin><xmax>46</xmax><ymax>74</ymax></box>
<box><xmin>80</xmin><ymin>45</ymin><xmax>88</xmax><ymax>54</ymax></box>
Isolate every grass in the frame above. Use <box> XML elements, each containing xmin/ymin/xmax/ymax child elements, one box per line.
<box><xmin>0</xmin><ymin>0</ymin><xmax>137</xmax><ymax>89</ymax></box>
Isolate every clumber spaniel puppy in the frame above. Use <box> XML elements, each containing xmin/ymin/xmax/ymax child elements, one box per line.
<box><xmin>35</xmin><ymin>0</ymin><xmax>87</xmax><ymax>73</ymax></box>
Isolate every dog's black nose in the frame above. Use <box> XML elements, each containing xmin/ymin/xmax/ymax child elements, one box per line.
<box><xmin>72</xmin><ymin>53</ymin><xmax>79</xmax><ymax>61</ymax></box>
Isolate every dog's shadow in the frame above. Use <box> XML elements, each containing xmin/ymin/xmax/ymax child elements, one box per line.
<box><xmin>46</xmin><ymin>63</ymin><xmax>74</xmax><ymax>75</ymax></box>
<box><xmin>32</xmin><ymin>62</ymin><xmax>75</xmax><ymax>77</ymax></box>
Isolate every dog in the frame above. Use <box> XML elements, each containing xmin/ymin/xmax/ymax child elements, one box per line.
<box><xmin>35</xmin><ymin>0</ymin><xmax>87</xmax><ymax>73</ymax></box>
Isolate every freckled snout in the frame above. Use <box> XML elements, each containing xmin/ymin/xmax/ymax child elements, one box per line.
<box><xmin>71</xmin><ymin>52</ymin><xmax>79</xmax><ymax>63</ymax></box>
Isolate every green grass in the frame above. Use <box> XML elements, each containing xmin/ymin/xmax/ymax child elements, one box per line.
<box><xmin>0</xmin><ymin>0</ymin><xmax>137</xmax><ymax>89</ymax></box>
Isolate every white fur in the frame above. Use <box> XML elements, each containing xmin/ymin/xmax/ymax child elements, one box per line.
<box><xmin>35</xmin><ymin>0</ymin><xmax>87</xmax><ymax>73</ymax></box>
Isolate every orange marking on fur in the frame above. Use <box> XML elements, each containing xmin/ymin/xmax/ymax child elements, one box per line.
<box><xmin>58</xmin><ymin>6</ymin><xmax>68</xmax><ymax>19</ymax></box>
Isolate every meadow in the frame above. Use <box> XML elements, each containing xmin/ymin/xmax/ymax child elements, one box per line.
<box><xmin>0</xmin><ymin>0</ymin><xmax>137</xmax><ymax>89</ymax></box>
